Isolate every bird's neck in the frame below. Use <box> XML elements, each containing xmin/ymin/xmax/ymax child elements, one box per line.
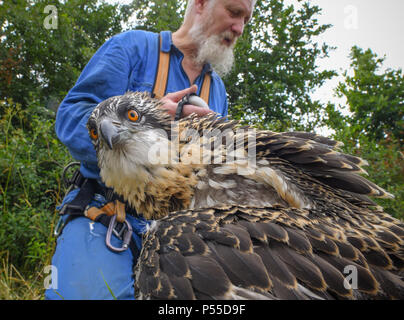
<box><xmin>101</xmin><ymin>162</ymin><xmax>201</xmax><ymax>220</ymax></box>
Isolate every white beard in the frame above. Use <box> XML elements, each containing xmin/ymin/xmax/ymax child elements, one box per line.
<box><xmin>189</xmin><ymin>23</ymin><xmax>236</xmax><ymax>77</ymax></box>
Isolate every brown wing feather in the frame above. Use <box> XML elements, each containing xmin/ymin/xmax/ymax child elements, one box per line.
<box><xmin>134</xmin><ymin>205</ymin><xmax>404</xmax><ymax>300</ymax></box>
<box><xmin>171</xmin><ymin>115</ymin><xmax>393</xmax><ymax>227</ymax></box>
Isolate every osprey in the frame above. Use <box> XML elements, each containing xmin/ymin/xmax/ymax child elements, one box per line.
<box><xmin>87</xmin><ymin>91</ymin><xmax>404</xmax><ymax>300</ymax></box>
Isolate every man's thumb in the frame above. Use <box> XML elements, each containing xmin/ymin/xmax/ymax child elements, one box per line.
<box><xmin>171</xmin><ymin>85</ymin><xmax>198</xmax><ymax>101</ymax></box>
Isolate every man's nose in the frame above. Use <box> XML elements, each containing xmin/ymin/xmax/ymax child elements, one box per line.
<box><xmin>231</xmin><ymin>18</ymin><xmax>245</xmax><ymax>37</ymax></box>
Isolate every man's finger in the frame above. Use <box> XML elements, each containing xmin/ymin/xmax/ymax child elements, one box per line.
<box><xmin>166</xmin><ymin>85</ymin><xmax>198</xmax><ymax>102</ymax></box>
<box><xmin>159</xmin><ymin>102</ymin><xmax>213</xmax><ymax>119</ymax></box>
<box><xmin>181</xmin><ymin>104</ymin><xmax>213</xmax><ymax>117</ymax></box>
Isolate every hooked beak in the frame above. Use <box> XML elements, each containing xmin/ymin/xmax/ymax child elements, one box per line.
<box><xmin>99</xmin><ymin>119</ymin><xmax>120</xmax><ymax>150</ymax></box>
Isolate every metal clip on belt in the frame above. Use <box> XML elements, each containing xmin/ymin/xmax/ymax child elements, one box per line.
<box><xmin>85</xmin><ymin>200</ymin><xmax>134</xmax><ymax>253</ymax></box>
<box><xmin>106</xmin><ymin>214</ymin><xmax>133</xmax><ymax>252</ymax></box>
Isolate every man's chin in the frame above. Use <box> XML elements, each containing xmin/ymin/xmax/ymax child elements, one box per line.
<box><xmin>193</xmin><ymin>33</ymin><xmax>236</xmax><ymax>77</ymax></box>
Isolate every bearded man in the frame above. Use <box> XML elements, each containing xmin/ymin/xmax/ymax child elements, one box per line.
<box><xmin>47</xmin><ymin>0</ymin><xmax>255</xmax><ymax>300</ymax></box>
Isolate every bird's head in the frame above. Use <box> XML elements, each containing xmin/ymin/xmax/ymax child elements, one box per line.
<box><xmin>87</xmin><ymin>91</ymin><xmax>173</xmax><ymax>167</ymax></box>
<box><xmin>87</xmin><ymin>91</ymin><xmax>200</xmax><ymax>218</ymax></box>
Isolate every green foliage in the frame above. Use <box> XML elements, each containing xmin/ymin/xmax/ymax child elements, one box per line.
<box><xmin>358</xmin><ymin>140</ymin><xmax>403</xmax><ymax>220</ymax></box>
<box><xmin>0</xmin><ymin>98</ymin><xmax>72</xmax><ymax>274</ymax></box>
<box><xmin>330</xmin><ymin>132</ymin><xmax>403</xmax><ymax>220</ymax></box>
<box><xmin>131</xmin><ymin>0</ymin><xmax>186</xmax><ymax>32</ymax></box>
<box><xmin>334</xmin><ymin>46</ymin><xmax>404</xmax><ymax>144</ymax></box>
<box><xmin>0</xmin><ymin>0</ymin><xmax>133</xmax><ymax>298</ymax></box>
<box><xmin>227</xmin><ymin>0</ymin><xmax>336</xmax><ymax>131</ymax></box>
<box><xmin>0</xmin><ymin>0</ymin><xmax>132</xmax><ymax>108</ymax></box>
<box><xmin>325</xmin><ymin>47</ymin><xmax>404</xmax><ymax>219</ymax></box>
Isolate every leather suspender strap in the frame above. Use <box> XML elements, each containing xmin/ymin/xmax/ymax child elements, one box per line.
<box><xmin>199</xmin><ymin>71</ymin><xmax>211</xmax><ymax>105</ymax></box>
<box><xmin>152</xmin><ymin>34</ymin><xmax>170</xmax><ymax>99</ymax></box>
<box><xmin>152</xmin><ymin>33</ymin><xmax>212</xmax><ymax>104</ymax></box>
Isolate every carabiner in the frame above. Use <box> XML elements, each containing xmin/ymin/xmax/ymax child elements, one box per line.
<box><xmin>105</xmin><ymin>214</ymin><xmax>133</xmax><ymax>253</ymax></box>
<box><xmin>54</xmin><ymin>216</ymin><xmax>65</xmax><ymax>237</ymax></box>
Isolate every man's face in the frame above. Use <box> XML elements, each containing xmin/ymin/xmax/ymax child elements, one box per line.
<box><xmin>203</xmin><ymin>0</ymin><xmax>253</xmax><ymax>47</ymax></box>
<box><xmin>189</xmin><ymin>0</ymin><xmax>254</xmax><ymax>77</ymax></box>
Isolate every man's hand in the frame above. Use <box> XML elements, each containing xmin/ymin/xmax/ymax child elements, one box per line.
<box><xmin>159</xmin><ymin>85</ymin><xmax>213</xmax><ymax>119</ymax></box>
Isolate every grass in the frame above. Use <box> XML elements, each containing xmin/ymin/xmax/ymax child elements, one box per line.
<box><xmin>0</xmin><ymin>252</ymin><xmax>45</xmax><ymax>300</ymax></box>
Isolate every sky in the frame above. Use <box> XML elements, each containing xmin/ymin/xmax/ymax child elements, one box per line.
<box><xmin>111</xmin><ymin>0</ymin><xmax>404</xmax><ymax>107</ymax></box>
<box><xmin>307</xmin><ymin>0</ymin><xmax>404</xmax><ymax>107</ymax></box>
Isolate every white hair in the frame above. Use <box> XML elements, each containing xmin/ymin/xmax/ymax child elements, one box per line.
<box><xmin>184</xmin><ymin>0</ymin><xmax>215</xmax><ymax>22</ymax></box>
<box><xmin>184</xmin><ymin>0</ymin><xmax>257</xmax><ymax>22</ymax></box>
<box><xmin>183</xmin><ymin>0</ymin><xmax>194</xmax><ymax>21</ymax></box>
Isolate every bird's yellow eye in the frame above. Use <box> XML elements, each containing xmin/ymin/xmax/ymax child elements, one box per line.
<box><xmin>90</xmin><ymin>128</ymin><xmax>98</xmax><ymax>140</ymax></box>
<box><xmin>127</xmin><ymin>109</ymin><xmax>139</xmax><ymax>122</ymax></box>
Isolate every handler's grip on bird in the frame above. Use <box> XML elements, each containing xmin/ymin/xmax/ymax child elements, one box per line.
<box><xmin>159</xmin><ymin>85</ymin><xmax>213</xmax><ymax>119</ymax></box>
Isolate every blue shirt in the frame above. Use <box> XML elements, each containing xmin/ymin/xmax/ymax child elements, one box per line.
<box><xmin>55</xmin><ymin>29</ymin><xmax>228</xmax><ymax>181</ymax></box>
